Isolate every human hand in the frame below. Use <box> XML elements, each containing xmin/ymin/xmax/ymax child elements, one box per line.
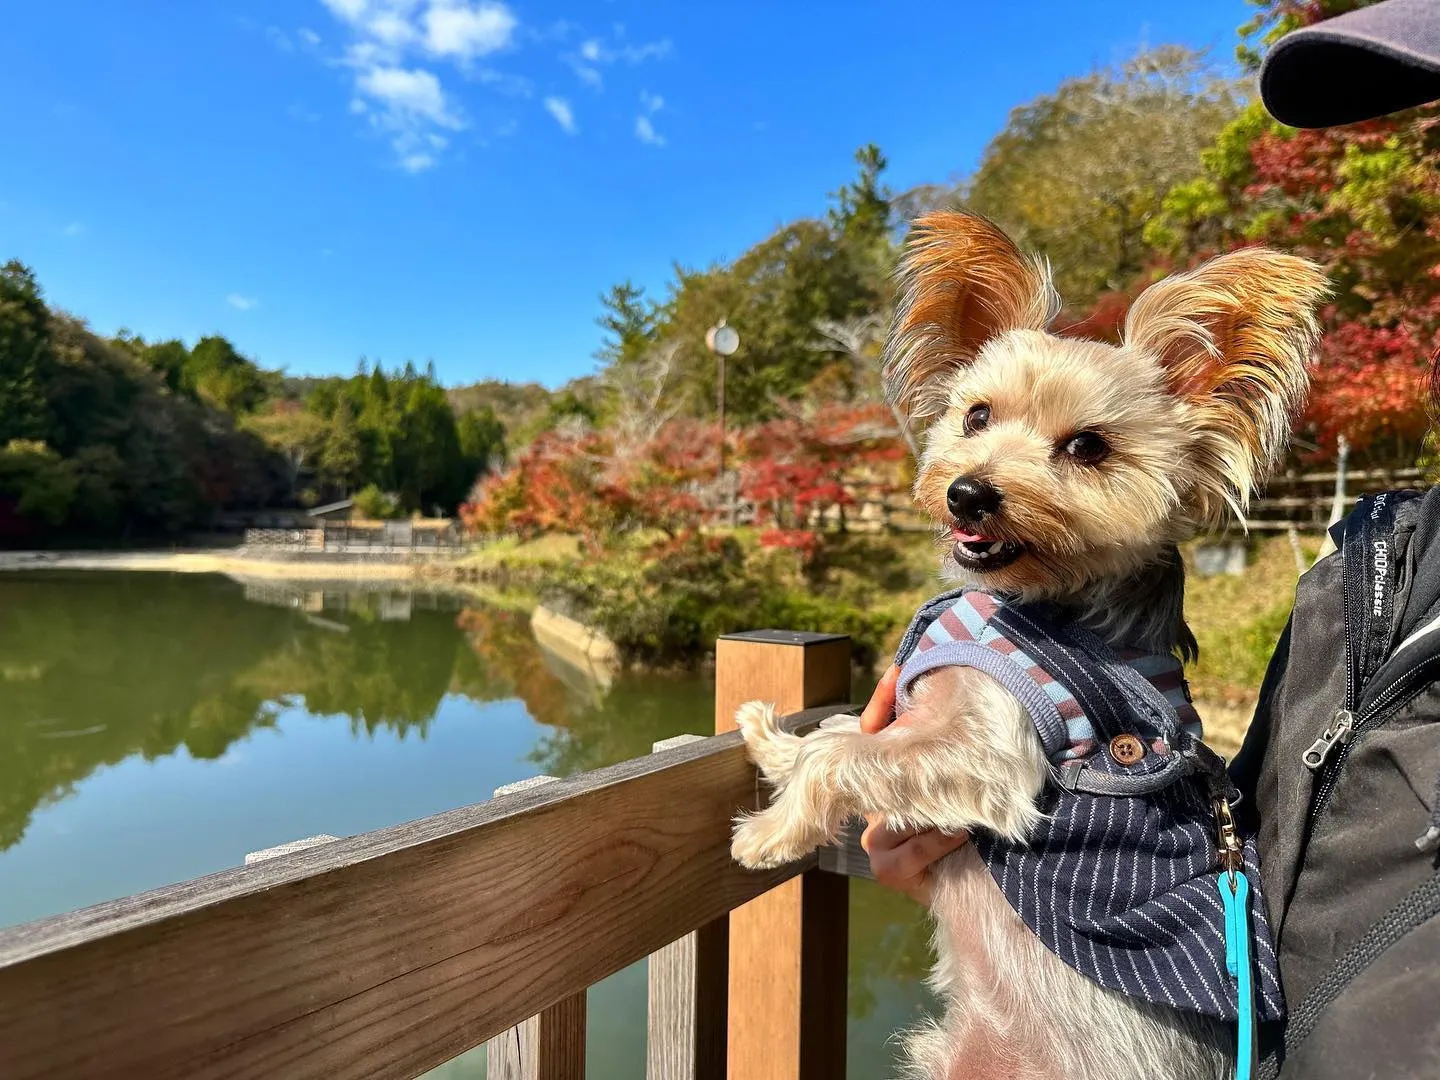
<box><xmin>858</xmin><ymin>664</ymin><xmax>969</xmax><ymax>904</ymax></box>
<box><xmin>861</xmin><ymin>817</ymin><xmax>969</xmax><ymax>906</ymax></box>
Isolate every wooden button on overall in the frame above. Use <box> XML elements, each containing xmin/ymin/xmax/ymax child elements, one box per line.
<box><xmin>1109</xmin><ymin>734</ymin><xmax>1146</xmax><ymax>765</ymax></box>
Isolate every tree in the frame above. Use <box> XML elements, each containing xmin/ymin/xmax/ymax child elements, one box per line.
<box><xmin>594</xmin><ymin>280</ymin><xmax>657</xmax><ymax>369</ymax></box>
<box><xmin>964</xmin><ymin>46</ymin><xmax>1240</xmax><ymax>308</ymax></box>
<box><xmin>457</xmin><ymin>405</ymin><xmax>506</xmax><ymax>479</ymax></box>
<box><xmin>138</xmin><ymin>339</ymin><xmax>196</xmax><ymax>398</ymax></box>
<box><xmin>1138</xmin><ymin>0</ymin><xmax>1440</xmax><ymax>468</ymax></box>
<box><xmin>321</xmin><ymin>398</ymin><xmax>362</xmax><ymax>495</ymax></box>
<box><xmin>810</xmin><ymin>316</ymin><xmax>920</xmax><ymax>460</ymax></box>
<box><xmin>188</xmin><ymin>335</ymin><xmax>271</xmax><ymax>415</ymax></box>
<box><xmin>654</xmin><ymin>216</ymin><xmax>884</xmax><ymax>422</ymax></box>
<box><xmin>0</xmin><ymin>440</ymin><xmax>76</xmax><ymax>525</ymax></box>
<box><xmin>737</xmin><ymin>403</ymin><xmax>906</xmax><ymax>558</ymax></box>
<box><xmin>603</xmin><ymin>340</ymin><xmax>681</xmax><ymax>449</ymax></box>
<box><xmin>243</xmin><ymin>405</ymin><xmax>328</xmax><ymax>501</ymax></box>
<box><xmin>0</xmin><ymin>261</ymin><xmax>55</xmax><ymax>445</ymax></box>
<box><xmin>829</xmin><ymin>143</ymin><xmax>893</xmax><ymax>251</ymax></box>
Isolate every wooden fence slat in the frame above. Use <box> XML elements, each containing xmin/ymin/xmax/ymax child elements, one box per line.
<box><xmin>715</xmin><ymin>630</ymin><xmax>852</xmax><ymax>1080</ymax></box>
<box><xmin>0</xmin><ymin>717</ymin><xmax>838</xmax><ymax>1080</ymax></box>
<box><xmin>646</xmin><ymin>917</ymin><xmax>729</xmax><ymax>1080</ymax></box>
<box><xmin>485</xmin><ymin>988</ymin><xmax>586</xmax><ymax>1080</ymax></box>
<box><xmin>647</xmin><ymin>735</ymin><xmax>728</xmax><ymax>1080</ymax></box>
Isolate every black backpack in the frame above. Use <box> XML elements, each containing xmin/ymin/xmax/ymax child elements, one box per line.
<box><xmin>1232</xmin><ymin>486</ymin><xmax>1440</xmax><ymax>1079</ymax></box>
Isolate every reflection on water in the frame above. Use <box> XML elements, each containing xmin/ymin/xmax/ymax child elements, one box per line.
<box><xmin>0</xmin><ymin>571</ymin><xmax>934</xmax><ymax>1078</ymax></box>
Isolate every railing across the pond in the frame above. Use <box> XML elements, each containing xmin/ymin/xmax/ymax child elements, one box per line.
<box><xmin>0</xmin><ymin>629</ymin><xmax>874</xmax><ymax>1080</ymax></box>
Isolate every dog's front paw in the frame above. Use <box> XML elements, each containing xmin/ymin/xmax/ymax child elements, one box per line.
<box><xmin>734</xmin><ymin>699</ymin><xmax>802</xmax><ymax>783</ymax></box>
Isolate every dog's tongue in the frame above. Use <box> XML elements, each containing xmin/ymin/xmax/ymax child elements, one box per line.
<box><xmin>952</xmin><ymin>528</ymin><xmax>994</xmax><ymax>544</ymax></box>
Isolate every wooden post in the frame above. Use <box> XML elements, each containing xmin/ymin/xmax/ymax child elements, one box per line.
<box><xmin>714</xmin><ymin>630</ymin><xmax>852</xmax><ymax>1080</ymax></box>
<box><xmin>647</xmin><ymin>734</ymin><xmax>730</xmax><ymax>1080</ymax></box>
<box><xmin>484</xmin><ymin>775</ymin><xmax>587</xmax><ymax>1080</ymax></box>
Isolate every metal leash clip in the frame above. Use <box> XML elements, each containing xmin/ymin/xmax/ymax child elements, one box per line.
<box><xmin>1213</xmin><ymin>795</ymin><xmax>1244</xmax><ymax>891</ymax></box>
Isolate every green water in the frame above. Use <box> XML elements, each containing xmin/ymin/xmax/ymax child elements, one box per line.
<box><xmin>0</xmin><ymin>571</ymin><xmax>935</xmax><ymax>1078</ymax></box>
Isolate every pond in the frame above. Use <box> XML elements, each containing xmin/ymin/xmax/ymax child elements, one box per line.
<box><xmin>0</xmin><ymin>571</ymin><xmax>935</xmax><ymax>1078</ymax></box>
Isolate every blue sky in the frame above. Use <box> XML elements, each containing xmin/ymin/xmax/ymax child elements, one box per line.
<box><xmin>0</xmin><ymin>0</ymin><xmax>1255</xmax><ymax>389</ymax></box>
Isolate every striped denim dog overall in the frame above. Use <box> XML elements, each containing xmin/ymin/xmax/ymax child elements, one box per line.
<box><xmin>894</xmin><ymin>587</ymin><xmax>1285</xmax><ymax>1023</ymax></box>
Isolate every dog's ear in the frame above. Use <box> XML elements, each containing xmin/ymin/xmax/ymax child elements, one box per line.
<box><xmin>883</xmin><ymin>211</ymin><xmax>1060</xmax><ymax>419</ymax></box>
<box><xmin>1124</xmin><ymin>246</ymin><xmax>1331</xmax><ymax>524</ymax></box>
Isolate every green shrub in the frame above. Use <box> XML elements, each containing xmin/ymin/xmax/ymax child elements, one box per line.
<box><xmin>353</xmin><ymin>483</ymin><xmax>402</xmax><ymax>520</ymax></box>
<box><xmin>541</xmin><ymin>533</ymin><xmax>900</xmax><ymax>668</ymax></box>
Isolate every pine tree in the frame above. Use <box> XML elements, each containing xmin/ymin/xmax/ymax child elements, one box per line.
<box><xmin>322</xmin><ymin>399</ymin><xmax>362</xmax><ymax>496</ymax></box>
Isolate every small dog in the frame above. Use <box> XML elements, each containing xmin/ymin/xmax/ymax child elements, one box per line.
<box><xmin>730</xmin><ymin>212</ymin><xmax>1330</xmax><ymax>1080</ymax></box>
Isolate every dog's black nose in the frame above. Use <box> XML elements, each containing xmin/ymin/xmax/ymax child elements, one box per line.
<box><xmin>947</xmin><ymin>476</ymin><xmax>1002</xmax><ymax>523</ymax></box>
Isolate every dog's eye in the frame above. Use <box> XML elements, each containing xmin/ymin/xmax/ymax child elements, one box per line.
<box><xmin>963</xmin><ymin>404</ymin><xmax>991</xmax><ymax>436</ymax></box>
<box><xmin>1060</xmin><ymin>432</ymin><xmax>1109</xmax><ymax>465</ymax></box>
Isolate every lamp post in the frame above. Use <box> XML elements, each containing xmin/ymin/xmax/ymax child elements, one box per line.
<box><xmin>705</xmin><ymin>319</ymin><xmax>740</xmax><ymax>524</ymax></box>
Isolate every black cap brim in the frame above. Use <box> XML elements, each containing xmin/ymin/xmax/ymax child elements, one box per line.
<box><xmin>1260</xmin><ymin>0</ymin><xmax>1440</xmax><ymax>128</ymax></box>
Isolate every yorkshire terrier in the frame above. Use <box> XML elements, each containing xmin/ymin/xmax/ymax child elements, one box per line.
<box><xmin>729</xmin><ymin>212</ymin><xmax>1329</xmax><ymax>1080</ymax></box>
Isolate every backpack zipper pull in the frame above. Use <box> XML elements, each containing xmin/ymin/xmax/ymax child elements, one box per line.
<box><xmin>1302</xmin><ymin>710</ymin><xmax>1355</xmax><ymax>771</ymax></box>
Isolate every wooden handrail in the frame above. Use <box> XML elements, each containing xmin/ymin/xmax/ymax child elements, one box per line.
<box><xmin>0</xmin><ymin>709</ymin><xmax>848</xmax><ymax>1080</ymax></box>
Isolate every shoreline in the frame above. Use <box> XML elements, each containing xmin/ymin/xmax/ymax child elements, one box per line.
<box><xmin>0</xmin><ymin>550</ymin><xmax>433</xmax><ymax>582</ymax></box>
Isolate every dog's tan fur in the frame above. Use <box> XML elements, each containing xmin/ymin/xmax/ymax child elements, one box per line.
<box><xmin>730</xmin><ymin>211</ymin><xmax>1329</xmax><ymax>1080</ymax></box>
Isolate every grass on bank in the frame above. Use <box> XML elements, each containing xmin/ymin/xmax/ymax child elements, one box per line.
<box><xmin>459</xmin><ymin>528</ymin><xmax>1310</xmax><ymax>753</ymax></box>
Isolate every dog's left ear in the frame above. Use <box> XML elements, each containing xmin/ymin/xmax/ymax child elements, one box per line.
<box><xmin>883</xmin><ymin>211</ymin><xmax>1060</xmax><ymax>419</ymax></box>
<box><xmin>1124</xmin><ymin>246</ymin><xmax>1331</xmax><ymax>523</ymax></box>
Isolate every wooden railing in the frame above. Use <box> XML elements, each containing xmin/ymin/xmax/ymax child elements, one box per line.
<box><xmin>0</xmin><ymin>630</ymin><xmax>873</xmax><ymax>1080</ymax></box>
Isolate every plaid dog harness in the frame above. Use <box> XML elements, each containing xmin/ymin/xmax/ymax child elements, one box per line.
<box><xmin>894</xmin><ymin>587</ymin><xmax>1285</xmax><ymax>1024</ymax></box>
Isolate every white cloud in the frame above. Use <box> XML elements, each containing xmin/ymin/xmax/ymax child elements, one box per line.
<box><xmin>544</xmin><ymin>96</ymin><xmax>576</xmax><ymax>134</ymax></box>
<box><xmin>634</xmin><ymin>91</ymin><xmax>665</xmax><ymax>145</ymax></box>
<box><xmin>60</xmin><ymin>221</ymin><xmax>85</xmax><ymax>237</ymax></box>
<box><xmin>316</xmin><ymin>0</ymin><xmax>521</xmax><ymax>170</ymax></box>
<box><xmin>356</xmin><ymin>65</ymin><xmax>462</xmax><ymax>128</ymax></box>
<box><xmin>568</xmin><ymin>59</ymin><xmax>602</xmax><ymax>89</ymax></box>
<box><xmin>424</xmin><ymin>1</ymin><xmax>517</xmax><ymax>60</ymax></box>
<box><xmin>287</xmin><ymin>103</ymin><xmax>323</xmax><ymax>123</ymax></box>
<box><xmin>227</xmin><ymin>294</ymin><xmax>258</xmax><ymax>311</ymax></box>
<box><xmin>299</xmin><ymin>27</ymin><xmax>322</xmax><ymax>46</ymax></box>
<box><xmin>321</xmin><ymin>0</ymin><xmax>367</xmax><ymax>22</ymax></box>
<box><xmin>266</xmin><ymin>25</ymin><xmax>294</xmax><ymax>51</ymax></box>
<box><xmin>367</xmin><ymin>10</ymin><xmax>415</xmax><ymax>49</ymax></box>
<box><xmin>563</xmin><ymin>30</ymin><xmax>670</xmax><ymax>94</ymax></box>
<box><xmin>634</xmin><ymin>115</ymin><xmax>664</xmax><ymax>146</ymax></box>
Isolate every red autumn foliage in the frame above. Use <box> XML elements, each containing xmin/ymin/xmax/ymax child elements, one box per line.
<box><xmin>461</xmin><ymin>403</ymin><xmax>910</xmax><ymax>556</ymax></box>
<box><xmin>737</xmin><ymin>403</ymin><xmax>906</xmax><ymax>558</ymax></box>
<box><xmin>460</xmin><ymin>420</ymin><xmax>716</xmax><ymax>547</ymax></box>
<box><xmin>1233</xmin><ymin>113</ymin><xmax>1440</xmax><ymax>462</ymax></box>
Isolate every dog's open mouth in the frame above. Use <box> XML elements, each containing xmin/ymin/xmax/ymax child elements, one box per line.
<box><xmin>951</xmin><ymin>528</ymin><xmax>1025</xmax><ymax>570</ymax></box>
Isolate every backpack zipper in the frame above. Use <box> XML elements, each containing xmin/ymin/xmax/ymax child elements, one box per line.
<box><xmin>1304</xmin><ymin>653</ymin><xmax>1440</xmax><ymax>827</ymax></box>
<box><xmin>1302</xmin><ymin>710</ymin><xmax>1354</xmax><ymax>771</ymax></box>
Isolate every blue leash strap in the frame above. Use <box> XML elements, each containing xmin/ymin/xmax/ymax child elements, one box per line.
<box><xmin>1212</xmin><ymin>790</ymin><xmax>1258</xmax><ymax>1080</ymax></box>
<box><xmin>1218</xmin><ymin>868</ymin><xmax>1258</xmax><ymax>1080</ymax></box>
